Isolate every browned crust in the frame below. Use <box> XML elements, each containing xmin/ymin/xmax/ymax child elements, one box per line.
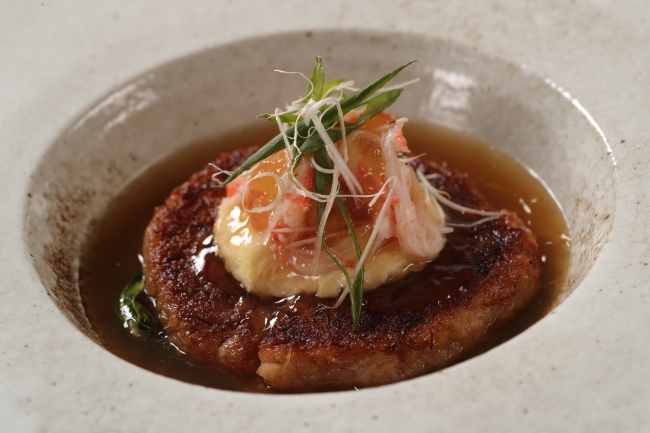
<box><xmin>143</xmin><ymin>148</ymin><xmax>540</xmax><ymax>391</ymax></box>
<box><xmin>143</xmin><ymin>147</ymin><xmax>264</xmax><ymax>373</ymax></box>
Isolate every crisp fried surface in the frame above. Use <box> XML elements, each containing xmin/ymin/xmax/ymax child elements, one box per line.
<box><xmin>143</xmin><ymin>148</ymin><xmax>540</xmax><ymax>391</ymax></box>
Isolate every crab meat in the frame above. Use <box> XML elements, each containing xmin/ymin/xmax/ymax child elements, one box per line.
<box><xmin>214</xmin><ymin>112</ymin><xmax>447</xmax><ymax>298</ymax></box>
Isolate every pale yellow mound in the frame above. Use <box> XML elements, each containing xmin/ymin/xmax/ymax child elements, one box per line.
<box><xmin>214</xmin><ymin>198</ymin><xmax>433</xmax><ymax>298</ymax></box>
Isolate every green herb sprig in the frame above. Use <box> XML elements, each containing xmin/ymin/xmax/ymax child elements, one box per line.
<box><xmin>220</xmin><ymin>58</ymin><xmax>415</xmax><ymax>188</ymax></box>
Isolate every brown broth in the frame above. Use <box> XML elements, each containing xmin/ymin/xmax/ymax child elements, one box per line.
<box><xmin>79</xmin><ymin>122</ymin><xmax>570</xmax><ymax>392</ymax></box>
<box><xmin>405</xmin><ymin>123</ymin><xmax>570</xmax><ymax>359</ymax></box>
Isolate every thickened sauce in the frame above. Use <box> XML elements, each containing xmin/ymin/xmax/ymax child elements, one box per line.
<box><xmin>79</xmin><ymin>122</ymin><xmax>570</xmax><ymax>393</ymax></box>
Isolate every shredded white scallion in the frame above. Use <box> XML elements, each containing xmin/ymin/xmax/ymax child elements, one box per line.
<box><xmin>311</xmin><ymin>157</ymin><xmax>336</xmax><ymax>174</ymax></box>
<box><xmin>398</xmin><ymin>153</ymin><xmax>426</xmax><ymax>164</ymax></box>
<box><xmin>332</xmin><ymin>286</ymin><xmax>349</xmax><ymax>309</ymax></box>
<box><xmin>311</xmin><ymin>166</ymin><xmax>340</xmax><ymax>273</ymax></box>
<box><xmin>209</xmin><ymin>163</ymin><xmax>234</xmax><ymax>185</ymax></box>
<box><xmin>447</xmin><ymin>215</ymin><xmax>504</xmax><ymax>228</ymax></box>
<box><xmin>347</xmin><ymin>130</ymin><xmax>382</xmax><ymax>146</ymax></box>
<box><xmin>306</xmin><ymin>109</ymin><xmax>362</xmax><ymax>195</ymax></box>
<box><xmin>241</xmin><ymin>172</ymin><xmax>288</xmax><ymax>214</ymax></box>
<box><xmin>261</xmin><ymin>205</ymin><xmax>284</xmax><ymax>245</ymax></box>
<box><xmin>350</xmin><ymin>176</ymin><xmax>397</xmax><ymax>281</ymax></box>
<box><xmin>416</xmin><ymin>169</ymin><xmax>506</xmax><ymax>217</ymax></box>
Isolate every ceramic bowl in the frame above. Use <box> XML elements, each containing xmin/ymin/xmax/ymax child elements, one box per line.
<box><xmin>4</xmin><ymin>3</ymin><xmax>649</xmax><ymax>431</ymax></box>
<box><xmin>26</xmin><ymin>30</ymin><xmax>615</xmax><ymax>345</ymax></box>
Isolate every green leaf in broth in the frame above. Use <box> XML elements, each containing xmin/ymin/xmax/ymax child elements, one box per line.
<box><xmin>118</xmin><ymin>270</ymin><xmax>157</xmax><ymax>338</ymax></box>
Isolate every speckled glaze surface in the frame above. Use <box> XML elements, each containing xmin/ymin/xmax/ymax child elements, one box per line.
<box><xmin>1</xmin><ymin>2</ymin><xmax>649</xmax><ymax>432</ymax></box>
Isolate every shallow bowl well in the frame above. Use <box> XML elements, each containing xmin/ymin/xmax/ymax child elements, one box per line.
<box><xmin>24</xmin><ymin>30</ymin><xmax>616</xmax><ymax>364</ymax></box>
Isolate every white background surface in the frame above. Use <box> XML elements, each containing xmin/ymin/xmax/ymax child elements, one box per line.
<box><xmin>1</xmin><ymin>1</ymin><xmax>649</xmax><ymax>432</ymax></box>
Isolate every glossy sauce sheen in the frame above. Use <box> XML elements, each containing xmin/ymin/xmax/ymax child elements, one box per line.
<box><xmin>79</xmin><ymin>122</ymin><xmax>570</xmax><ymax>392</ymax></box>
